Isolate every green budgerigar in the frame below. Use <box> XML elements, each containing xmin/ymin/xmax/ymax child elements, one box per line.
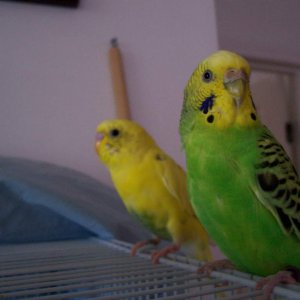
<box><xmin>179</xmin><ymin>50</ymin><xmax>300</xmax><ymax>296</ymax></box>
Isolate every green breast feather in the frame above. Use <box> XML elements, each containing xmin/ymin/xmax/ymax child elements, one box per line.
<box><xmin>185</xmin><ymin>126</ymin><xmax>300</xmax><ymax>276</ymax></box>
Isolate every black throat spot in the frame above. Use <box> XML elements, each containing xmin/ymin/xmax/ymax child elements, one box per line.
<box><xmin>199</xmin><ymin>95</ymin><xmax>215</xmax><ymax>114</ymax></box>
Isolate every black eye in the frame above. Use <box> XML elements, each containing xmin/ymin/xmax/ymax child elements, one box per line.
<box><xmin>110</xmin><ymin>128</ymin><xmax>120</xmax><ymax>137</ymax></box>
<box><xmin>202</xmin><ymin>70</ymin><xmax>213</xmax><ymax>82</ymax></box>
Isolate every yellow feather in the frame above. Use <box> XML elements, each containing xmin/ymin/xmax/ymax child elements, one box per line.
<box><xmin>183</xmin><ymin>50</ymin><xmax>260</xmax><ymax>130</ymax></box>
<box><xmin>95</xmin><ymin>119</ymin><xmax>212</xmax><ymax>261</ymax></box>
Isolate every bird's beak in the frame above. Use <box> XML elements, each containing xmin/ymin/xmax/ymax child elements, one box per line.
<box><xmin>95</xmin><ymin>132</ymin><xmax>105</xmax><ymax>153</ymax></box>
<box><xmin>224</xmin><ymin>68</ymin><xmax>247</xmax><ymax>108</ymax></box>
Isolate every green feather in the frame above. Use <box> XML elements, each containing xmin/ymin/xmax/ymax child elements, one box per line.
<box><xmin>185</xmin><ymin>125</ymin><xmax>300</xmax><ymax>276</ymax></box>
<box><xmin>180</xmin><ymin>50</ymin><xmax>300</xmax><ymax>277</ymax></box>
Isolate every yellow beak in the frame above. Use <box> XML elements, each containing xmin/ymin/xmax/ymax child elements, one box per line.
<box><xmin>224</xmin><ymin>68</ymin><xmax>247</xmax><ymax>108</ymax></box>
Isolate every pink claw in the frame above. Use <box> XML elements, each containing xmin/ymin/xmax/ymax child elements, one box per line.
<box><xmin>131</xmin><ymin>241</ymin><xmax>148</xmax><ymax>256</ymax></box>
<box><xmin>256</xmin><ymin>270</ymin><xmax>297</xmax><ymax>300</ymax></box>
<box><xmin>151</xmin><ymin>243</ymin><xmax>180</xmax><ymax>264</ymax></box>
<box><xmin>198</xmin><ymin>259</ymin><xmax>235</xmax><ymax>275</ymax></box>
<box><xmin>131</xmin><ymin>238</ymin><xmax>161</xmax><ymax>256</ymax></box>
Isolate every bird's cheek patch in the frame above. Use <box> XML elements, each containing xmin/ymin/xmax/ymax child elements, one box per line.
<box><xmin>199</xmin><ymin>95</ymin><xmax>215</xmax><ymax>114</ymax></box>
<box><xmin>106</xmin><ymin>144</ymin><xmax>119</xmax><ymax>155</ymax></box>
<box><xmin>105</xmin><ymin>143</ymin><xmax>117</xmax><ymax>155</ymax></box>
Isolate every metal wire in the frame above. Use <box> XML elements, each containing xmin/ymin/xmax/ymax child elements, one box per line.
<box><xmin>0</xmin><ymin>238</ymin><xmax>298</xmax><ymax>299</ymax></box>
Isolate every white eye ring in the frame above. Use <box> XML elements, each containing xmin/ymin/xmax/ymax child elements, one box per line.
<box><xmin>202</xmin><ymin>70</ymin><xmax>213</xmax><ymax>82</ymax></box>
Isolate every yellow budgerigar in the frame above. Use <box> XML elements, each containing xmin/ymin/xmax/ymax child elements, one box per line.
<box><xmin>95</xmin><ymin>119</ymin><xmax>212</xmax><ymax>263</ymax></box>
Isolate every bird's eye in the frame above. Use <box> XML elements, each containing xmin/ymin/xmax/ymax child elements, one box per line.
<box><xmin>202</xmin><ymin>70</ymin><xmax>213</xmax><ymax>82</ymax></box>
<box><xmin>110</xmin><ymin>128</ymin><xmax>120</xmax><ymax>137</ymax></box>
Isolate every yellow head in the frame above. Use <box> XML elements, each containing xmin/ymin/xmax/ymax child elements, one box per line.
<box><xmin>95</xmin><ymin>119</ymin><xmax>155</xmax><ymax>169</ymax></box>
<box><xmin>180</xmin><ymin>50</ymin><xmax>260</xmax><ymax>134</ymax></box>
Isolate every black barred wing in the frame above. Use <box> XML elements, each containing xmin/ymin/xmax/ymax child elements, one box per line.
<box><xmin>256</xmin><ymin>127</ymin><xmax>300</xmax><ymax>240</ymax></box>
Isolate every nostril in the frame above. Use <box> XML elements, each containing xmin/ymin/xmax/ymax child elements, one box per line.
<box><xmin>96</xmin><ymin>133</ymin><xmax>104</xmax><ymax>142</ymax></box>
<box><xmin>225</xmin><ymin>69</ymin><xmax>238</xmax><ymax>81</ymax></box>
<box><xmin>224</xmin><ymin>69</ymin><xmax>247</xmax><ymax>83</ymax></box>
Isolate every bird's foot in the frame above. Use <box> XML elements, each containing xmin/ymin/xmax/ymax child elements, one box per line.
<box><xmin>131</xmin><ymin>237</ymin><xmax>161</xmax><ymax>256</ymax></box>
<box><xmin>198</xmin><ymin>259</ymin><xmax>235</xmax><ymax>275</ymax></box>
<box><xmin>256</xmin><ymin>266</ymin><xmax>300</xmax><ymax>300</ymax></box>
<box><xmin>151</xmin><ymin>243</ymin><xmax>180</xmax><ymax>264</ymax></box>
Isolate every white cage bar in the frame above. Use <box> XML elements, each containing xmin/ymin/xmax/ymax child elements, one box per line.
<box><xmin>0</xmin><ymin>238</ymin><xmax>299</xmax><ymax>299</ymax></box>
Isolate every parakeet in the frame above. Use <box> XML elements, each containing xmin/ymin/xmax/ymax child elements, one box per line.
<box><xmin>95</xmin><ymin>119</ymin><xmax>212</xmax><ymax>263</ymax></box>
<box><xmin>179</xmin><ymin>50</ymin><xmax>300</xmax><ymax>295</ymax></box>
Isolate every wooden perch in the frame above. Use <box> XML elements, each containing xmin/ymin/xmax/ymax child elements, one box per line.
<box><xmin>109</xmin><ymin>38</ymin><xmax>131</xmax><ymax>119</ymax></box>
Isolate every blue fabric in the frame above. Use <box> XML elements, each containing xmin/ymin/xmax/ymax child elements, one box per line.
<box><xmin>0</xmin><ymin>182</ymin><xmax>96</xmax><ymax>243</ymax></box>
<box><xmin>0</xmin><ymin>156</ymin><xmax>150</xmax><ymax>244</ymax></box>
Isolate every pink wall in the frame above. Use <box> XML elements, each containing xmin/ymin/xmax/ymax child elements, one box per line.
<box><xmin>215</xmin><ymin>0</ymin><xmax>300</xmax><ymax>64</ymax></box>
<box><xmin>0</xmin><ymin>0</ymin><xmax>218</xmax><ymax>185</ymax></box>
